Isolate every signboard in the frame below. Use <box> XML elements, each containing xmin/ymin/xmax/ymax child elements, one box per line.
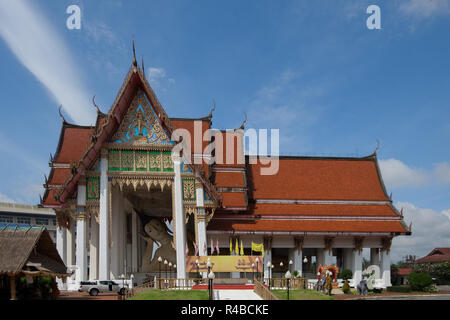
<box><xmin>186</xmin><ymin>256</ymin><xmax>263</xmax><ymax>273</ymax></box>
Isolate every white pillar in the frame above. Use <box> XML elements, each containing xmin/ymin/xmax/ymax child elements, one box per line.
<box><xmin>66</xmin><ymin>222</ymin><xmax>75</xmax><ymax>266</ymax></box>
<box><xmin>75</xmin><ymin>182</ymin><xmax>88</xmax><ymax>281</ymax></box>
<box><xmin>380</xmin><ymin>250</ymin><xmax>391</xmax><ymax>287</ymax></box>
<box><xmin>370</xmin><ymin>248</ymin><xmax>380</xmax><ymax>266</ymax></box>
<box><xmin>99</xmin><ymin>150</ymin><xmax>110</xmax><ymax>280</ymax></box>
<box><xmin>76</xmin><ymin>217</ymin><xmax>87</xmax><ymax>281</ymax></box>
<box><xmin>110</xmin><ymin>186</ymin><xmax>120</xmax><ymax>279</ymax></box>
<box><xmin>263</xmin><ymin>248</ymin><xmax>272</xmax><ymax>279</ymax></box>
<box><xmin>131</xmin><ymin>209</ymin><xmax>138</xmax><ymax>273</ymax></box>
<box><xmin>173</xmin><ymin>155</ymin><xmax>186</xmax><ymax>279</ymax></box>
<box><xmin>56</xmin><ymin>226</ymin><xmax>67</xmax><ymax>264</ymax></box>
<box><xmin>289</xmin><ymin>248</ymin><xmax>303</xmax><ymax>275</ymax></box>
<box><xmin>195</xmin><ymin>184</ymin><xmax>207</xmax><ymax>257</ymax></box>
<box><xmin>89</xmin><ymin>216</ymin><xmax>99</xmax><ymax>280</ymax></box>
<box><xmin>323</xmin><ymin>248</ymin><xmax>334</xmax><ymax>266</ymax></box>
<box><xmin>352</xmin><ymin>250</ymin><xmax>363</xmax><ymax>285</ymax></box>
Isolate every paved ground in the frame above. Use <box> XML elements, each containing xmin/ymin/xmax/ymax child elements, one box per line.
<box><xmin>352</xmin><ymin>294</ymin><xmax>450</xmax><ymax>300</ymax></box>
<box><xmin>214</xmin><ymin>289</ymin><xmax>262</xmax><ymax>300</ymax></box>
<box><xmin>58</xmin><ymin>291</ymin><xmax>121</xmax><ymax>300</ymax></box>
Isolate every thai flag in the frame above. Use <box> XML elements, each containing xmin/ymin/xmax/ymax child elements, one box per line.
<box><xmin>210</xmin><ymin>239</ymin><xmax>214</xmax><ymax>255</ymax></box>
<box><xmin>216</xmin><ymin>239</ymin><xmax>220</xmax><ymax>255</ymax></box>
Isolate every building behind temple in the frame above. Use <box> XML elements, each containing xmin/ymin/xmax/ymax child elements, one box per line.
<box><xmin>40</xmin><ymin>46</ymin><xmax>411</xmax><ymax>289</ymax></box>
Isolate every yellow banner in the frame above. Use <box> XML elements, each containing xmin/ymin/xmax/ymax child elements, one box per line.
<box><xmin>251</xmin><ymin>242</ymin><xmax>264</xmax><ymax>256</ymax></box>
<box><xmin>186</xmin><ymin>256</ymin><xmax>263</xmax><ymax>273</ymax></box>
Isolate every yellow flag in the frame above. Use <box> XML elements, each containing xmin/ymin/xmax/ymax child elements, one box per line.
<box><xmin>229</xmin><ymin>238</ymin><xmax>233</xmax><ymax>255</ymax></box>
<box><xmin>251</xmin><ymin>242</ymin><xmax>264</xmax><ymax>257</ymax></box>
<box><xmin>235</xmin><ymin>238</ymin><xmax>239</xmax><ymax>255</ymax></box>
<box><xmin>240</xmin><ymin>240</ymin><xmax>244</xmax><ymax>256</ymax></box>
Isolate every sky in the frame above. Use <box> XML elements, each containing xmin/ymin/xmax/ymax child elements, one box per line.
<box><xmin>0</xmin><ymin>0</ymin><xmax>449</xmax><ymax>262</ymax></box>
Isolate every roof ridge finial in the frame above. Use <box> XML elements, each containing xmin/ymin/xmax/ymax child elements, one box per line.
<box><xmin>58</xmin><ymin>105</ymin><xmax>67</xmax><ymax>123</ymax></box>
<box><xmin>92</xmin><ymin>95</ymin><xmax>102</xmax><ymax>114</ymax></box>
<box><xmin>208</xmin><ymin>99</ymin><xmax>216</xmax><ymax>119</ymax></box>
<box><xmin>132</xmin><ymin>37</ymin><xmax>137</xmax><ymax>67</ymax></box>
<box><xmin>374</xmin><ymin>139</ymin><xmax>380</xmax><ymax>154</ymax></box>
<box><xmin>239</xmin><ymin>112</ymin><xmax>247</xmax><ymax>130</ymax></box>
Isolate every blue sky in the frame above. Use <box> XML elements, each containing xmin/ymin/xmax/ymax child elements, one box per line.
<box><xmin>0</xmin><ymin>0</ymin><xmax>449</xmax><ymax>261</ymax></box>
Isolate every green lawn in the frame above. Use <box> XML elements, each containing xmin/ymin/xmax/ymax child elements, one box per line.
<box><xmin>272</xmin><ymin>289</ymin><xmax>335</xmax><ymax>300</ymax></box>
<box><xmin>128</xmin><ymin>289</ymin><xmax>209</xmax><ymax>300</ymax></box>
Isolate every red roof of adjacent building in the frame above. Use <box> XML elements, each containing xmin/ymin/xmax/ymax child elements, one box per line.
<box><xmin>416</xmin><ymin>248</ymin><xmax>450</xmax><ymax>264</ymax></box>
<box><xmin>396</xmin><ymin>268</ymin><xmax>413</xmax><ymax>276</ymax></box>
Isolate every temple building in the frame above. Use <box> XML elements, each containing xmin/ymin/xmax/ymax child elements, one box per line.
<box><xmin>41</xmin><ymin>47</ymin><xmax>411</xmax><ymax>288</ymax></box>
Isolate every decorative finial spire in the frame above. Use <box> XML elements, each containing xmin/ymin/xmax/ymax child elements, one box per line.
<box><xmin>207</xmin><ymin>100</ymin><xmax>216</xmax><ymax>120</ymax></box>
<box><xmin>389</xmin><ymin>192</ymin><xmax>392</xmax><ymax>200</ymax></box>
<box><xmin>132</xmin><ymin>37</ymin><xmax>137</xmax><ymax>67</ymax></box>
<box><xmin>239</xmin><ymin>112</ymin><xmax>247</xmax><ymax>130</ymax></box>
<box><xmin>58</xmin><ymin>105</ymin><xmax>66</xmax><ymax>123</ymax></box>
<box><xmin>374</xmin><ymin>139</ymin><xmax>380</xmax><ymax>154</ymax></box>
<box><xmin>39</xmin><ymin>194</ymin><xmax>43</xmax><ymax>205</ymax></box>
<box><xmin>92</xmin><ymin>95</ymin><xmax>102</xmax><ymax>114</ymax></box>
<box><xmin>141</xmin><ymin>56</ymin><xmax>145</xmax><ymax>78</ymax></box>
<box><xmin>44</xmin><ymin>174</ymin><xmax>48</xmax><ymax>185</ymax></box>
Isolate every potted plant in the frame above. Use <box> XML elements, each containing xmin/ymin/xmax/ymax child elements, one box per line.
<box><xmin>339</xmin><ymin>269</ymin><xmax>352</xmax><ymax>294</ymax></box>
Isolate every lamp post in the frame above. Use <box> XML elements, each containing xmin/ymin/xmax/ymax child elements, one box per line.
<box><xmin>164</xmin><ymin>259</ymin><xmax>168</xmax><ymax>288</ymax></box>
<box><xmin>169</xmin><ymin>262</ymin><xmax>172</xmax><ymax>280</ymax></box>
<box><xmin>255</xmin><ymin>258</ymin><xmax>259</xmax><ymax>280</ymax></box>
<box><xmin>207</xmin><ymin>259</ymin><xmax>212</xmax><ymax>294</ymax></box>
<box><xmin>280</xmin><ymin>262</ymin><xmax>284</xmax><ymax>286</ymax></box>
<box><xmin>271</xmin><ymin>265</ymin><xmax>274</xmax><ymax>289</ymax></box>
<box><xmin>251</xmin><ymin>263</ymin><xmax>255</xmax><ymax>283</ymax></box>
<box><xmin>303</xmin><ymin>256</ymin><xmax>308</xmax><ymax>289</ymax></box>
<box><xmin>208</xmin><ymin>271</ymin><xmax>215</xmax><ymax>300</ymax></box>
<box><xmin>158</xmin><ymin>256</ymin><xmax>162</xmax><ymax>289</ymax></box>
<box><xmin>130</xmin><ymin>274</ymin><xmax>134</xmax><ymax>292</ymax></box>
<box><xmin>285</xmin><ymin>271</ymin><xmax>292</xmax><ymax>300</ymax></box>
<box><xmin>267</xmin><ymin>262</ymin><xmax>271</xmax><ymax>290</ymax></box>
<box><xmin>289</xmin><ymin>260</ymin><xmax>293</xmax><ymax>272</ymax></box>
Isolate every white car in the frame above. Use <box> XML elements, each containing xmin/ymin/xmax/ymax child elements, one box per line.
<box><xmin>79</xmin><ymin>280</ymin><xmax>128</xmax><ymax>296</ymax></box>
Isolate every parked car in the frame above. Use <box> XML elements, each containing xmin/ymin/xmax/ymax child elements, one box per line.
<box><xmin>79</xmin><ymin>280</ymin><xmax>128</xmax><ymax>296</ymax></box>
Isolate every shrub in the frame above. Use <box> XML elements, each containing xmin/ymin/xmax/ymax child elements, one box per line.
<box><xmin>387</xmin><ymin>285</ymin><xmax>411</xmax><ymax>293</ymax></box>
<box><xmin>292</xmin><ymin>270</ymin><xmax>299</xmax><ymax>278</ymax></box>
<box><xmin>339</xmin><ymin>269</ymin><xmax>353</xmax><ymax>281</ymax></box>
<box><xmin>342</xmin><ymin>280</ymin><xmax>350</xmax><ymax>294</ymax></box>
<box><xmin>408</xmin><ymin>272</ymin><xmax>433</xmax><ymax>291</ymax></box>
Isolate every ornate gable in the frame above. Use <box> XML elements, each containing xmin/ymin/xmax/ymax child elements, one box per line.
<box><xmin>111</xmin><ymin>88</ymin><xmax>173</xmax><ymax>146</ymax></box>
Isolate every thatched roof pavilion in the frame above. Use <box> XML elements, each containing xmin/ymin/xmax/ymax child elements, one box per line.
<box><xmin>0</xmin><ymin>224</ymin><xmax>69</xmax><ymax>299</ymax></box>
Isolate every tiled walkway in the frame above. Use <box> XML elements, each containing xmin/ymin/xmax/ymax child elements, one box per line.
<box><xmin>215</xmin><ymin>289</ymin><xmax>262</xmax><ymax>300</ymax></box>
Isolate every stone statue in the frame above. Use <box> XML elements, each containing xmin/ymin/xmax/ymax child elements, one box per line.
<box><xmin>139</xmin><ymin>218</ymin><xmax>176</xmax><ymax>272</ymax></box>
<box><xmin>357</xmin><ymin>279</ymin><xmax>368</xmax><ymax>295</ymax></box>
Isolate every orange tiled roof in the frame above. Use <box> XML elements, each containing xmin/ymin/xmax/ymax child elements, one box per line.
<box><xmin>171</xmin><ymin>119</ymin><xmax>211</xmax><ymax>154</ymax></box>
<box><xmin>207</xmin><ymin>219</ymin><xmax>409</xmax><ymax>233</ymax></box>
<box><xmin>214</xmin><ymin>171</ymin><xmax>245</xmax><ymax>188</ymax></box>
<box><xmin>220</xmin><ymin>192</ymin><xmax>247</xmax><ymax>208</ymax></box>
<box><xmin>54</xmin><ymin>125</ymin><xmax>94</xmax><ymax>163</ymax></box>
<box><xmin>248</xmin><ymin>157</ymin><xmax>388</xmax><ymax>201</ymax></box>
<box><xmin>48</xmin><ymin>168</ymin><xmax>72</xmax><ymax>185</ymax></box>
<box><xmin>248</xmin><ymin>203</ymin><xmax>398</xmax><ymax>217</ymax></box>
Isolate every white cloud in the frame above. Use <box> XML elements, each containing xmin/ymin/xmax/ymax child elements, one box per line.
<box><xmin>391</xmin><ymin>202</ymin><xmax>450</xmax><ymax>262</ymax></box>
<box><xmin>0</xmin><ymin>0</ymin><xmax>94</xmax><ymax>125</ymax></box>
<box><xmin>147</xmin><ymin>67</ymin><xmax>175</xmax><ymax>89</ymax></box>
<box><xmin>379</xmin><ymin>158</ymin><xmax>429</xmax><ymax>188</ymax></box>
<box><xmin>0</xmin><ymin>192</ymin><xmax>15</xmax><ymax>204</ymax></box>
<box><xmin>398</xmin><ymin>0</ymin><xmax>450</xmax><ymax>19</ymax></box>
<box><xmin>433</xmin><ymin>162</ymin><xmax>450</xmax><ymax>183</ymax></box>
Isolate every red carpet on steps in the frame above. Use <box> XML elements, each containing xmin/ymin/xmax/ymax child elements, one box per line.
<box><xmin>192</xmin><ymin>284</ymin><xmax>256</xmax><ymax>290</ymax></box>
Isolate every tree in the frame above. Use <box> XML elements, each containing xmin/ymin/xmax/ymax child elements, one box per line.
<box><xmin>362</xmin><ymin>257</ymin><xmax>370</xmax><ymax>270</ymax></box>
<box><xmin>408</xmin><ymin>272</ymin><xmax>433</xmax><ymax>292</ymax></box>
